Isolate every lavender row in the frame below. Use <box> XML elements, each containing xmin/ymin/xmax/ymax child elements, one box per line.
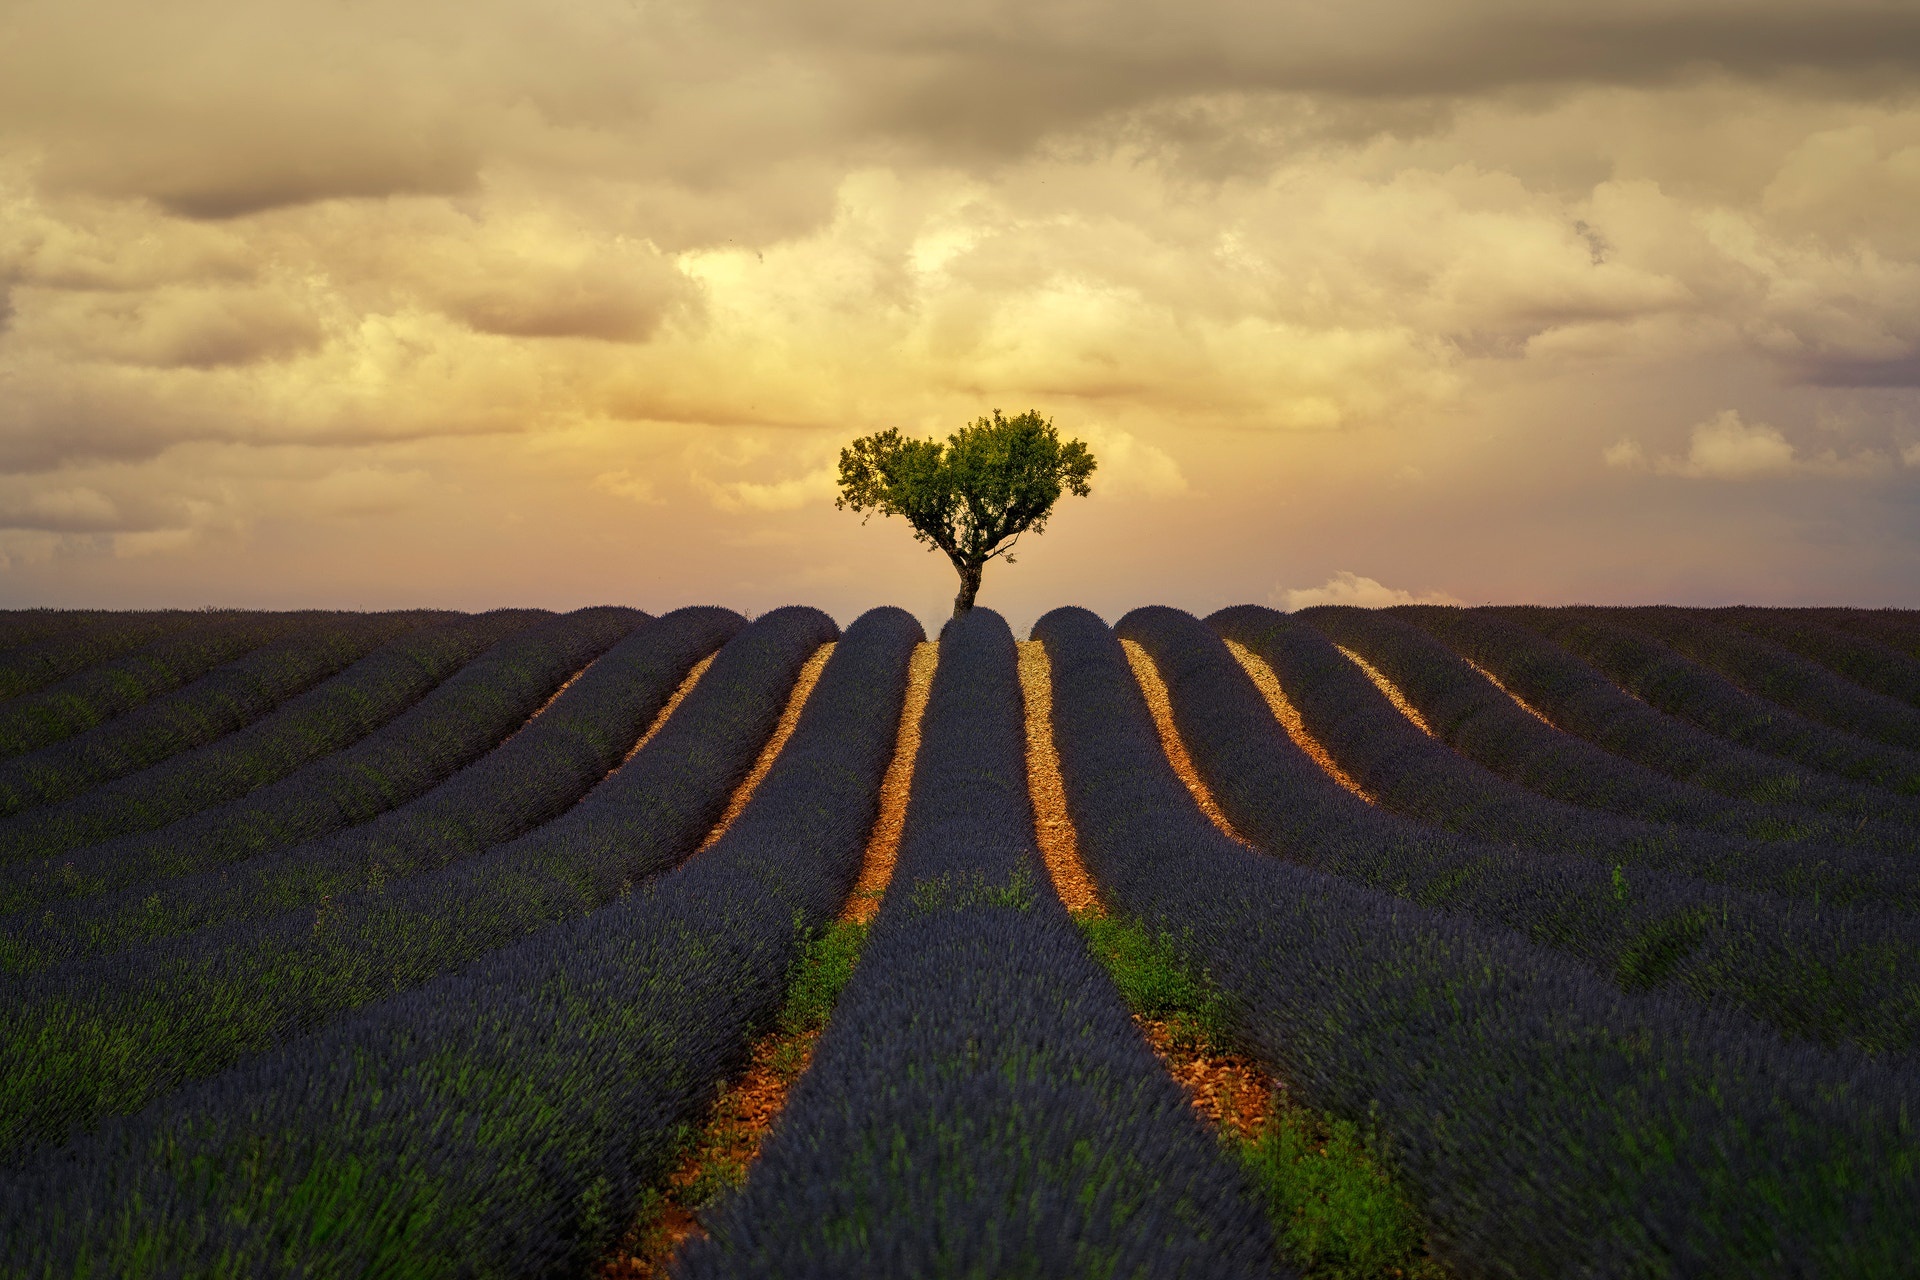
<box><xmin>0</xmin><ymin>607</ymin><xmax>919</xmax><ymax>1276</ymax></box>
<box><xmin>0</xmin><ymin>610</ymin><xmax>433</xmax><ymax>819</ymax></box>
<box><xmin>1723</xmin><ymin>608</ymin><xmax>1920</xmax><ymax>710</ymax></box>
<box><xmin>0</xmin><ymin>611</ymin><xmax>531</xmax><ymax>868</ymax></box>
<box><xmin>1291</xmin><ymin>605</ymin><xmax>1920</xmax><ymax>879</ymax></box>
<box><xmin>1821</xmin><ymin>606</ymin><xmax>1920</xmax><ymax>659</ymax></box>
<box><xmin>1148</xmin><ymin>607</ymin><xmax>1920</xmax><ymax>1054</ymax></box>
<box><xmin>0</xmin><ymin>611</ymin><xmax>204</xmax><ymax>701</ymax></box>
<box><xmin>1507</xmin><ymin>607</ymin><xmax>1920</xmax><ymax>795</ymax></box>
<box><xmin>1395</xmin><ymin>605</ymin><xmax>1920</xmax><ymax>835</ymax></box>
<box><xmin>1039</xmin><ymin>605</ymin><xmax>1917</xmax><ymax>1276</ymax></box>
<box><xmin>0</xmin><ymin>611</ymin><xmax>330</xmax><ymax>758</ymax></box>
<box><xmin>0</xmin><ymin>611</ymin><xmax>133</xmax><ymax>658</ymax></box>
<box><xmin>1617</xmin><ymin>605</ymin><xmax>1920</xmax><ymax>753</ymax></box>
<box><xmin>0</xmin><ymin>607</ymin><xmax>610</xmax><ymax>921</ymax></box>
<box><xmin>681</xmin><ymin>608</ymin><xmax>1280</xmax><ymax>1279</ymax></box>
<box><xmin>0</xmin><ymin>604</ymin><xmax>735</xmax><ymax>972</ymax></box>
<box><xmin>0</xmin><ymin>606</ymin><xmax>815</xmax><ymax>1160</ymax></box>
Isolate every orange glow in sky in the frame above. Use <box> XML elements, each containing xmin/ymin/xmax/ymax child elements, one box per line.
<box><xmin>2</xmin><ymin>0</ymin><xmax>1918</xmax><ymax>629</ymax></box>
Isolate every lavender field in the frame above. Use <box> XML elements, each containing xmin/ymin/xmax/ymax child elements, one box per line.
<box><xmin>1</xmin><ymin>603</ymin><xmax>1914</xmax><ymax>1278</ymax></box>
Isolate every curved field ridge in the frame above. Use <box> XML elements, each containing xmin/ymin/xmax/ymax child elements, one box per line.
<box><xmin>1119</xmin><ymin>637</ymin><xmax>1255</xmax><ymax>847</ymax></box>
<box><xmin>0</xmin><ymin>610</ymin><xmax>437</xmax><ymax>822</ymax></box>
<box><xmin>841</xmin><ymin>641</ymin><xmax>939</xmax><ymax>922</ymax></box>
<box><xmin>679</xmin><ymin>608</ymin><xmax>1282</xmax><ymax>1279</ymax></box>
<box><xmin>1182</xmin><ymin>606</ymin><xmax>1920</xmax><ymax>1055</ymax></box>
<box><xmin>0</xmin><ymin>610</ymin><xmax>536</xmax><ymax>868</ymax></box>
<box><xmin>0</xmin><ymin>607</ymin><xmax>921</xmax><ymax>1277</ymax></box>
<box><xmin>0</xmin><ymin>607</ymin><xmax>613</xmax><ymax>920</ymax></box>
<box><xmin>1039</xmin><ymin>605</ymin><xmax>1917</xmax><ymax>1276</ymax></box>
<box><xmin>1620</xmin><ymin>606</ymin><xmax>1920</xmax><ymax>751</ymax></box>
<box><xmin>1394</xmin><ymin>605</ymin><xmax>1920</xmax><ymax>835</ymax></box>
<box><xmin>1304</xmin><ymin>605</ymin><xmax>1916</xmax><ymax>856</ymax></box>
<box><xmin>1722</xmin><ymin>609</ymin><xmax>1920</xmax><ymax>711</ymax></box>
<box><xmin>697</xmin><ymin>639</ymin><xmax>835</xmax><ymax>851</ymax></box>
<box><xmin>0</xmin><ymin>612</ymin><xmax>326</xmax><ymax>758</ymax></box>
<box><xmin>1243</xmin><ymin>606</ymin><xmax>1920</xmax><ymax>915</ymax></box>
<box><xmin>0</xmin><ymin>606</ymin><xmax>830</xmax><ymax>1161</ymax></box>
<box><xmin>0</xmin><ymin>612</ymin><xmax>205</xmax><ymax>701</ymax></box>
<box><xmin>1015</xmin><ymin>639</ymin><xmax>1101</xmax><ymax>911</ymax></box>
<box><xmin>0</xmin><ymin>606</ymin><xmax>754</xmax><ymax>969</ymax></box>
<box><xmin>0</xmin><ymin>611</ymin><xmax>136</xmax><ymax>657</ymax></box>
<box><xmin>1510</xmin><ymin>606</ymin><xmax>1920</xmax><ymax>795</ymax></box>
<box><xmin>0</xmin><ymin>600</ymin><xmax>1912</xmax><ymax>1279</ymax></box>
<box><xmin>1821</xmin><ymin>606</ymin><xmax>1920</xmax><ymax>661</ymax></box>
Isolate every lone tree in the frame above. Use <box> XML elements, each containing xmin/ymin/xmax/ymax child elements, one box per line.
<box><xmin>836</xmin><ymin>409</ymin><xmax>1096</xmax><ymax>617</ymax></box>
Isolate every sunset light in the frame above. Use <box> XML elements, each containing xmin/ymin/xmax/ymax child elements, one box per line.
<box><xmin>4</xmin><ymin>6</ymin><xmax>1917</xmax><ymax>1276</ymax></box>
<box><xmin>3</xmin><ymin>1</ymin><xmax>1916</xmax><ymax>626</ymax></box>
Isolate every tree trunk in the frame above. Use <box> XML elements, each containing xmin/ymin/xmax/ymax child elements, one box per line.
<box><xmin>952</xmin><ymin>559</ymin><xmax>984</xmax><ymax>616</ymax></box>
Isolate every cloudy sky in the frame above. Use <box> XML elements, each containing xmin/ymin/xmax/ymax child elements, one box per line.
<box><xmin>3</xmin><ymin>0</ymin><xmax>1918</xmax><ymax>632</ymax></box>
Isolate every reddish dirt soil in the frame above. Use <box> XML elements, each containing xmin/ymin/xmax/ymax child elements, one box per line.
<box><xmin>697</xmin><ymin>644</ymin><xmax>834</xmax><ymax>851</ymax></box>
<box><xmin>509</xmin><ymin>665</ymin><xmax>591</xmax><ymax>739</ymax></box>
<box><xmin>593</xmin><ymin>1025</ymin><xmax>823</xmax><ymax>1279</ymax></box>
<box><xmin>843</xmin><ymin>641</ymin><xmax>939</xmax><ymax>923</ymax></box>
<box><xmin>1333</xmin><ymin>644</ymin><xmax>1435</xmax><ymax>737</ymax></box>
<box><xmin>597</xmin><ymin>640</ymin><xmax>933</xmax><ymax>1276</ymax></box>
<box><xmin>1023</xmin><ymin>641</ymin><xmax>1282</xmax><ymax>1140</ymax></box>
<box><xmin>610</xmin><ymin>653</ymin><xmax>716</xmax><ymax>777</ymax></box>
<box><xmin>1460</xmin><ymin>656</ymin><xmax>1556</xmax><ymax>727</ymax></box>
<box><xmin>1136</xmin><ymin>1016</ymin><xmax>1275</xmax><ymax>1143</ymax></box>
<box><xmin>1223</xmin><ymin>639</ymin><xmax>1376</xmax><ymax>803</ymax></box>
<box><xmin>1118</xmin><ymin>639</ymin><xmax>1258</xmax><ymax>848</ymax></box>
<box><xmin>1016</xmin><ymin>641</ymin><xmax>1103</xmax><ymax>912</ymax></box>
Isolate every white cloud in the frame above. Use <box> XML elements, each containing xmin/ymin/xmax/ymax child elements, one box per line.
<box><xmin>1653</xmin><ymin>410</ymin><xmax>1782</xmax><ymax>477</ymax></box>
<box><xmin>1603</xmin><ymin>437</ymin><xmax>1647</xmax><ymax>469</ymax></box>
<box><xmin>1657</xmin><ymin>409</ymin><xmax>1798</xmax><ymax>478</ymax></box>
<box><xmin>1082</xmin><ymin>429</ymin><xmax>1188</xmax><ymax>499</ymax></box>
<box><xmin>1</xmin><ymin>3</ymin><xmax>1919</xmax><ymax>606</ymax></box>
<box><xmin>1276</xmin><ymin>571</ymin><xmax>1464</xmax><ymax>611</ymax></box>
<box><xmin>1648</xmin><ymin>409</ymin><xmax>1893</xmax><ymax>480</ymax></box>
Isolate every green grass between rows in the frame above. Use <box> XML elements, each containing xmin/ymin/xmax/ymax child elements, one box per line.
<box><xmin>1073</xmin><ymin>909</ymin><xmax>1445</xmax><ymax>1280</ymax></box>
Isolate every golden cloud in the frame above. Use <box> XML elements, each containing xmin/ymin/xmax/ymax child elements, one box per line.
<box><xmin>0</xmin><ymin>0</ymin><xmax>1914</xmax><ymax>610</ymax></box>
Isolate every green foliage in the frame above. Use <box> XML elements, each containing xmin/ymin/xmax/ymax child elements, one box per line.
<box><xmin>1240</xmin><ymin>1105</ymin><xmax>1439</xmax><ymax>1280</ymax></box>
<box><xmin>778</xmin><ymin>918</ymin><xmax>869</xmax><ymax>1039</ymax></box>
<box><xmin>685</xmin><ymin>920</ymin><xmax>871</xmax><ymax>1211</ymax></box>
<box><xmin>906</xmin><ymin>867</ymin><xmax>1036</xmax><ymax>916</ymax></box>
<box><xmin>1073</xmin><ymin>908</ymin><xmax>1441</xmax><ymax>1279</ymax></box>
<box><xmin>684</xmin><ymin>1150</ymin><xmax>751</xmax><ymax>1211</ymax></box>
<box><xmin>836</xmin><ymin>409</ymin><xmax>1095</xmax><ymax>612</ymax></box>
<box><xmin>1072</xmin><ymin>909</ymin><xmax>1232</xmax><ymax>1053</ymax></box>
<box><xmin>1615</xmin><ymin>907</ymin><xmax>1712</xmax><ymax>992</ymax></box>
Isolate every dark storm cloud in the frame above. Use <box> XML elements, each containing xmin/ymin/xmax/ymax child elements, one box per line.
<box><xmin>144</xmin><ymin>148</ymin><xmax>481</xmax><ymax>223</ymax></box>
<box><xmin>8</xmin><ymin>0</ymin><xmax>1919</xmax><ymax>218</ymax></box>
<box><xmin>0</xmin><ymin>485</ymin><xmax>170</xmax><ymax>534</ymax></box>
<box><xmin>0</xmin><ymin>368</ymin><xmax>533</xmax><ymax>473</ymax></box>
<box><xmin>1800</xmin><ymin>353</ymin><xmax>1920</xmax><ymax>388</ymax></box>
<box><xmin>732</xmin><ymin>1</ymin><xmax>1920</xmax><ymax>156</ymax></box>
<box><xmin>27</xmin><ymin>107</ymin><xmax>485</xmax><ymax>221</ymax></box>
<box><xmin>434</xmin><ymin>249</ymin><xmax>700</xmax><ymax>344</ymax></box>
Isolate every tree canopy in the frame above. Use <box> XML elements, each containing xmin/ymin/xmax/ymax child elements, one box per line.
<box><xmin>836</xmin><ymin>409</ymin><xmax>1096</xmax><ymax>616</ymax></box>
